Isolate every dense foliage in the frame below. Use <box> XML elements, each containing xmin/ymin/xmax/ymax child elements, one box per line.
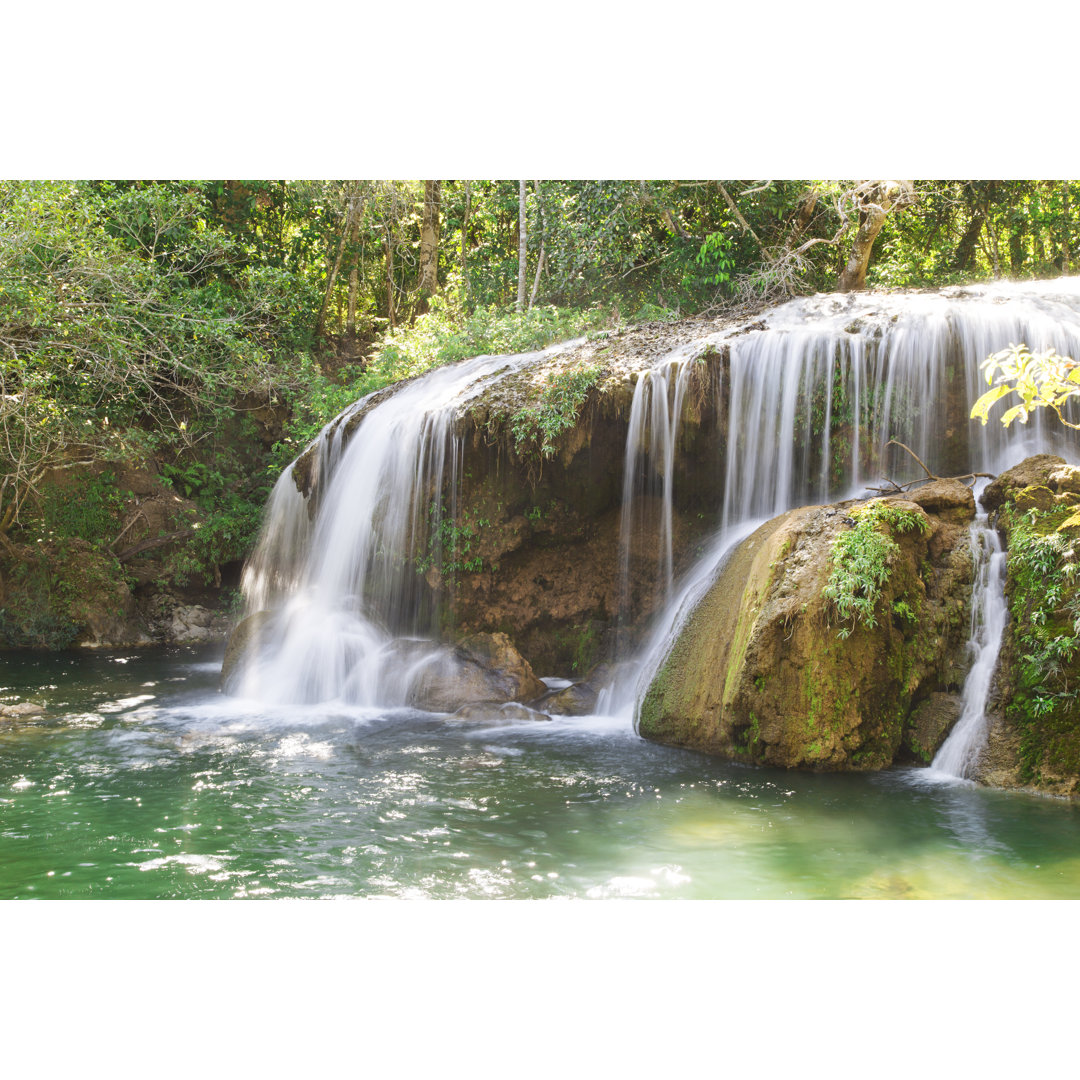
<box><xmin>2</xmin><ymin>177</ymin><xmax>1079</xmax><ymax>634</ymax></box>
<box><xmin>971</xmin><ymin>344</ymin><xmax>1080</xmax><ymax>430</ymax></box>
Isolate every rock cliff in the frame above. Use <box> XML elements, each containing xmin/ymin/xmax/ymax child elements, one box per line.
<box><xmin>977</xmin><ymin>455</ymin><xmax>1080</xmax><ymax>795</ymax></box>
<box><xmin>638</xmin><ymin>482</ymin><xmax>978</xmax><ymax>770</ymax></box>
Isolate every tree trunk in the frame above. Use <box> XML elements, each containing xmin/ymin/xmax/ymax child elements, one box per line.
<box><xmin>416</xmin><ymin>180</ymin><xmax>441</xmax><ymax>315</ymax></box>
<box><xmin>837</xmin><ymin>181</ymin><xmax>910</xmax><ymax>292</ymax></box>
<box><xmin>345</xmin><ymin>208</ymin><xmax>361</xmax><ymax>342</ymax></box>
<box><xmin>952</xmin><ymin>208</ymin><xmax>985</xmax><ymax>273</ymax></box>
<box><xmin>517</xmin><ymin>180</ymin><xmax>527</xmax><ymax>313</ymax></box>
<box><xmin>529</xmin><ymin>180</ymin><xmax>545</xmax><ymax>311</ymax></box>
<box><xmin>316</xmin><ymin>187</ymin><xmax>358</xmax><ymax>337</ymax></box>
<box><xmin>783</xmin><ymin>189</ymin><xmax>819</xmax><ymax>252</ymax></box>
<box><xmin>1009</xmin><ymin>212</ymin><xmax>1027</xmax><ymax>272</ymax></box>
<box><xmin>461</xmin><ymin>180</ymin><xmax>471</xmax><ymax>304</ymax></box>
<box><xmin>384</xmin><ymin>225</ymin><xmax>396</xmax><ymax>329</ymax></box>
<box><xmin>1063</xmin><ymin>182</ymin><xmax>1071</xmax><ymax>273</ymax></box>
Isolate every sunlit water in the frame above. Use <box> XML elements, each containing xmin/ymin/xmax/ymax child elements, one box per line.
<box><xmin>3</xmin><ymin>647</ymin><xmax>1079</xmax><ymax>900</ymax></box>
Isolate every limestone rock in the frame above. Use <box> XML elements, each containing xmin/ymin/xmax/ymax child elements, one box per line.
<box><xmin>980</xmin><ymin>454</ymin><xmax>1066</xmax><ymax>512</ymax></box>
<box><xmin>407</xmin><ymin>632</ymin><xmax>546</xmax><ymax>712</ymax></box>
<box><xmin>220</xmin><ymin>611</ymin><xmax>275</xmax><ymax>689</ymax></box>
<box><xmin>0</xmin><ymin>701</ymin><xmax>45</xmax><ymax>719</ymax></box>
<box><xmin>638</xmin><ymin>494</ymin><xmax>976</xmax><ymax>771</ymax></box>
<box><xmin>904</xmin><ymin>692</ymin><xmax>962</xmax><ymax>762</ymax></box>
<box><xmin>541</xmin><ymin>682</ymin><xmax>599</xmax><ymax>715</ymax></box>
<box><xmin>1048</xmin><ymin>465</ymin><xmax>1080</xmax><ymax>495</ymax></box>
<box><xmin>1014</xmin><ymin>485</ymin><xmax>1055</xmax><ymax>512</ymax></box>
<box><xmin>170</xmin><ymin>605</ymin><xmax>218</xmax><ymax>644</ymax></box>
<box><xmin>907</xmin><ymin>479</ymin><xmax>976</xmax><ymax>522</ymax></box>
<box><xmin>450</xmin><ymin>702</ymin><xmax>551</xmax><ymax>723</ymax></box>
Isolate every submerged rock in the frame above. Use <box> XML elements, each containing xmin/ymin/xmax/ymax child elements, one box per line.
<box><xmin>638</xmin><ymin>493</ymin><xmax>976</xmax><ymax>770</ymax></box>
<box><xmin>449</xmin><ymin>702</ymin><xmax>551</xmax><ymax>723</ymax></box>
<box><xmin>0</xmin><ymin>701</ymin><xmax>46</xmax><ymax>719</ymax></box>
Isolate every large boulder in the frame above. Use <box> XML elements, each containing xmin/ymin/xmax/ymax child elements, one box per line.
<box><xmin>406</xmin><ymin>632</ymin><xmax>546</xmax><ymax>712</ymax></box>
<box><xmin>980</xmin><ymin>454</ymin><xmax>1068</xmax><ymax>513</ymax></box>
<box><xmin>638</xmin><ymin>493</ymin><xmax>976</xmax><ymax>770</ymax></box>
<box><xmin>220</xmin><ymin>610</ymin><xmax>275</xmax><ymax>690</ymax></box>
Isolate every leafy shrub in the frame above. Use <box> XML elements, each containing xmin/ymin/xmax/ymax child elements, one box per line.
<box><xmin>823</xmin><ymin>501</ymin><xmax>929</xmax><ymax>637</ymax></box>
<box><xmin>510</xmin><ymin>364</ymin><xmax>603</xmax><ymax>459</ymax></box>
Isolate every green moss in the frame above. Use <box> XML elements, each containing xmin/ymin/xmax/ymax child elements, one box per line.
<box><xmin>553</xmin><ymin>622</ymin><xmax>600</xmax><ymax>674</ymax></box>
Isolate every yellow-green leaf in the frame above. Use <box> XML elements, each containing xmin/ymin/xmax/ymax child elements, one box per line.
<box><xmin>970</xmin><ymin>383</ymin><xmax>1015</xmax><ymax>424</ymax></box>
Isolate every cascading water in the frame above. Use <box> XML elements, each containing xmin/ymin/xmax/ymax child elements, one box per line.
<box><xmin>925</xmin><ymin>519</ymin><xmax>1009</xmax><ymax>781</ymax></box>
<box><xmin>236</xmin><ymin>278</ymin><xmax>1080</xmax><ymax>729</ymax></box>
<box><xmin>608</xmin><ymin>280</ymin><xmax>1080</xmax><ymax>723</ymax></box>
<box><xmin>614</xmin><ymin>343</ymin><xmax>707</xmax><ymax>626</ymax></box>
<box><xmin>234</xmin><ymin>341</ymin><xmax>580</xmax><ymax>705</ymax></box>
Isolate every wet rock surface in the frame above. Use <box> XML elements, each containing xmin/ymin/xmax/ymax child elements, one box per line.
<box><xmin>976</xmin><ymin>455</ymin><xmax>1080</xmax><ymax>795</ymax></box>
<box><xmin>407</xmin><ymin>632</ymin><xmax>546</xmax><ymax>712</ymax></box>
<box><xmin>638</xmin><ymin>493</ymin><xmax>977</xmax><ymax>771</ymax></box>
<box><xmin>904</xmin><ymin>692</ymin><xmax>963</xmax><ymax>763</ymax></box>
<box><xmin>0</xmin><ymin>701</ymin><xmax>46</xmax><ymax>720</ymax></box>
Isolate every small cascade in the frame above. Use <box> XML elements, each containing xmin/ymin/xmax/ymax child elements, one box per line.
<box><xmin>234</xmin><ymin>342</ymin><xmax>578</xmax><ymax>705</ymax></box>
<box><xmin>600</xmin><ymin>516</ymin><xmax>765</xmax><ymax>719</ymax></box>
<box><xmin>927</xmin><ymin>520</ymin><xmax>1009</xmax><ymax>781</ymax></box>
<box><xmin>614</xmin><ymin>343</ymin><xmax>711</xmax><ymax>635</ymax></box>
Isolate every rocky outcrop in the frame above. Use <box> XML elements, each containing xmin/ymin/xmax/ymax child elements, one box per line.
<box><xmin>0</xmin><ymin>701</ymin><xmax>45</xmax><ymax>720</ymax></box>
<box><xmin>976</xmin><ymin>455</ymin><xmax>1080</xmax><ymax>795</ymax></box>
<box><xmin>638</xmin><ymin>482</ymin><xmax>978</xmax><ymax>770</ymax></box>
<box><xmin>220</xmin><ymin>610</ymin><xmax>276</xmax><ymax>689</ymax></box>
<box><xmin>0</xmin><ymin>460</ymin><xmax>238</xmax><ymax>649</ymax></box>
<box><xmin>407</xmin><ymin>632</ymin><xmax>546</xmax><ymax>711</ymax></box>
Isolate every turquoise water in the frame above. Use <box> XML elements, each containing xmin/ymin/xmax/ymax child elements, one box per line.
<box><xmin>2</xmin><ymin>646</ymin><xmax>1079</xmax><ymax>899</ymax></box>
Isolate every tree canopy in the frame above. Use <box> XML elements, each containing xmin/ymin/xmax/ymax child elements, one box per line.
<box><xmin>2</xmin><ymin>177</ymin><xmax>1078</xmax><ymax>570</ymax></box>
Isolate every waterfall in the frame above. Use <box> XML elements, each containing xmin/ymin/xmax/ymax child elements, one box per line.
<box><xmin>234</xmin><ymin>341</ymin><xmax>579</xmax><ymax>705</ymax></box>
<box><xmin>717</xmin><ymin>282</ymin><xmax>1080</xmax><ymax>521</ymax></box>
<box><xmin>235</xmin><ymin>277</ymin><xmax>1080</xmax><ymax>720</ymax></box>
<box><xmin>614</xmin><ymin>343</ymin><xmax>711</xmax><ymax>635</ymax></box>
<box><xmin>926</xmin><ymin>520</ymin><xmax>1009</xmax><ymax>781</ymax></box>
<box><xmin>609</xmin><ymin>280</ymin><xmax>1080</xmax><ymax>726</ymax></box>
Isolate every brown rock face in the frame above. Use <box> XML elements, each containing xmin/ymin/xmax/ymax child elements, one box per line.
<box><xmin>407</xmin><ymin>632</ymin><xmax>546</xmax><ymax>711</ymax></box>
<box><xmin>904</xmin><ymin>692</ymin><xmax>963</xmax><ymax>763</ymax></box>
<box><xmin>980</xmin><ymin>455</ymin><xmax>1066</xmax><ymax>513</ymax></box>
<box><xmin>638</xmin><ymin>494</ymin><xmax>977</xmax><ymax>770</ymax></box>
<box><xmin>906</xmin><ymin>479</ymin><xmax>976</xmax><ymax>522</ymax></box>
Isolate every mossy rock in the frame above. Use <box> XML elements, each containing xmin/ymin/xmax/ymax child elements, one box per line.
<box><xmin>639</xmin><ymin>495</ymin><xmax>976</xmax><ymax>771</ymax></box>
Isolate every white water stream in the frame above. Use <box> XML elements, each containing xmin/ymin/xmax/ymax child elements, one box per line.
<box><xmin>926</xmin><ymin>520</ymin><xmax>1009</xmax><ymax>781</ymax></box>
<box><xmin>235</xmin><ymin>341</ymin><xmax>580</xmax><ymax>705</ymax></box>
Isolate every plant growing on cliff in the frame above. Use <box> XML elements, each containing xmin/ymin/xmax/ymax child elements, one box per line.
<box><xmin>510</xmin><ymin>363</ymin><xmax>602</xmax><ymax>459</ymax></box>
<box><xmin>1003</xmin><ymin>505</ymin><xmax>1080</xmax><ymax>777</ymax></box>
<box><xmin>823</xmin><ymin>501</ymin><xmax>929</xmax><ymax>638</ymax></box>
